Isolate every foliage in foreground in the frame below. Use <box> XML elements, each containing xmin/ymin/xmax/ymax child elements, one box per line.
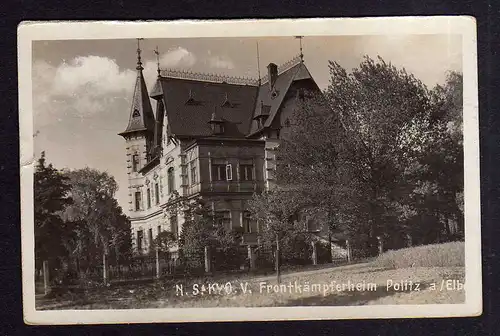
<box><xmin>374</xmin><ymin>241</ymin><xmax>464</xmax><ymax>269</ymax></box>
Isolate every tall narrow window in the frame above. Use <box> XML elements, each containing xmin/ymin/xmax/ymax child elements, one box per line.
<box><xmin>243</xmin><ymin>211</ymin><xmax>253</xmax><ymax>233</ymax></box>
<box><xmin>239</xmin><ymin>164</ymin><xmax>254</xmax><ymax>181</ymax></box>
<box><xmin>137</xmin><ymin>230</ymin><xmax>143</xmax><ymax>252</ymax></box>
<box><xmin>146</xmin><ymin>188</ymin><xmax>151</xmax><ymax>209</ymax></box>
<box><xmin>167</xmin><ymin>167</ymin><xmax>175</xmax><ymax>194</ymax></box>
<box><xmin>134</xmin><ymin>191</ymin><xmax>142</xmax><ymax>211</ymax></box>
<box><xmin>132</xmin><ymin>154</ymin><xmax>139</xmax><ymax>172</ymax></box>
<box><xmin>170</xmin><ymin>215</ymin><xmax>178</xmax><ymax>239</ymax></box>
<box><xmin>148</xmin><ymin>228</ymin><xmax>153</xmax><ymax>251</ymax></box>
<box><xmin>190</xmin><ymin>162</ymin><xmax>197</xmax><ymax>185</ymax></box>
<box><xmin>226</xmin><ymin>164</ymin><xmax>233</xmax><ymax>181</ymax></box>
<box><xmin>211</xmin><ymin>164</ymin><xmax>227</xmax><ymax>181</ymax></box>
<box><xmin>154</xmin><ymin>183</ymin><xmax>160</xmax><ymax>205</ymax></box>
<box><xmin>157</xmin><ymin>225</ymin><xmax>161</xmax><ymax>236</ymax></box>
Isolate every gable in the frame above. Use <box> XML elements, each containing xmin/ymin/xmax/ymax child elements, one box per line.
<box><xmin>247</xmin><ymin>62</ymin><xmax>317</xmax><ymax>136</ymax></box>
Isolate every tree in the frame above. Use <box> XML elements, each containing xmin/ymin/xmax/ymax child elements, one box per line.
<box><xmin>34</xmin><ymin>152</ymin><xmax>73</xmax><ymax>273</ymax></box>
<box><xmin>61</xmin><ymin>168</ymin><xmax>131</xmax><ymax>272</ymax></box>
<box><xmin>323</xmin><ymin>56</ymin><xmax>436</xmax><ymax>251</ymax></box>
<box><xmin>164</xmin><ymin>192</ymin><xmax>241</xmax><ymax>272</ymax></box>
<box><xmin>248</xmin><ymin>188</ymin><xmax>310</xmax><ymax>282</ymax></box>
<box><xmin>400</xmin><ymin>71</ymin><xmax>464</xmax><ymax>243</ymax></box>
<box><xmin>275</xmin><ymin>56</ymin><xmax>462</xmax><ymax>256</ymax></box>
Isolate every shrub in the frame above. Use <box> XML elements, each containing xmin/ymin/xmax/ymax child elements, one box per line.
<box><xmin>374</xmin><ymin>241</ymin><xmax>464</xmax><ymax>269</ymax></box>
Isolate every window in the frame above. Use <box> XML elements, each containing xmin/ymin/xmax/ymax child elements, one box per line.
<box><xmin>134</xmin><ymin>191</ymin><xmax>142</xmax><ymax>211</ymax></box>
<box><xmin>154</xmin><ymin>183</ymin><xmax>160</xmax><ymax>205</ymax></box>
<box><xmin>157</xmin><ymin>225</ymin><xmax>161</xmax><ymax>236</ymax></box>
<box><xmin>190</xmin><ymin>163</ymin><xmax>197</xmax><ymax>185</ymax></box>
<box><xmin>148</xmin><ymin>228</ymin><xmax>153</xmax><ymax>251</ymax></box>
<box><xmin>215</xmin><ymin>211</ymin><xmax>231</xmax><ymax>229</ymax></box>
<box><xmin>239</xmin><ymin>164</ymin><xmax>254</xmax><ymax>181</ymax></box>
<box><xmin>243</xmin><ymin>211</ymin><xmax>253</xmax><ymax>233</ymax></box>
<box><xmin>132</xmin><ymin>154</ymin><xmax>139</xmax><ymax>172</ymax></box>
<box><xmin>170</xmin><ymin>215</ymin><xmax>178</xmax><ymax>239</ymax></box>
<box><xmin>211</xmin><ymin>164</ymin><xmax>227</xmax><ymax>181</ymax></box>
<box><xmin>146</xmin><ymin>188</ymin><xmax>151</xmax><ymax>209</ymax></box>
<box><xmin>167</xmin><ymin>167</ymin><xmax>175</xmax><ymax>194</ymax></box>
<box><xmin>226</xmin><ymin>164</ymin><xmax>233</xmax><ymax>181</ymax></box>
<box><xmin>137</xmin><ymin>230</ymin><xmax>143</xmax><ymax>251</ymax></box>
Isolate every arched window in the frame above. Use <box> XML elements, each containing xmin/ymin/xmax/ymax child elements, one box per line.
<box><xmin>167</xmin><ymin>167</ymin><xmax>175</xmax><ymax>194</ymax></box>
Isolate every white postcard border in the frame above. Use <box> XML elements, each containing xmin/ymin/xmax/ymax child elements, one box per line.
<box><xmin>19</xmin><ymin>17</ymin><xmax>481</xmax><ymax>324</ymax></box>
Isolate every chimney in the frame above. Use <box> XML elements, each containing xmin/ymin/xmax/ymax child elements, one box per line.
<box><xmin>267</xmin><ymin>63</ymin><xmax>278</xmax><ymax>90</ymax></box>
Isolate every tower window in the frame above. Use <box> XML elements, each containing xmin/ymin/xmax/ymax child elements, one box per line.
<box><xmin>132</xmin><ymin>154</ymin><xmax>139</xmax><ymax>172</ymax></box>
<box><xmin>134</xmin><ymin>191</ymin><xmax>142</xmax><ymax>211</ymax></box>
<box><xmin>132</xmin><ymin>108</ymin><xmax>140</xmax><ymax>118</ymax></box>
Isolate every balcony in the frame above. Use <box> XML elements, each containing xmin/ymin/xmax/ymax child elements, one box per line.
<box><xmin>186</xmin><ymin>181</ymin><xmax>264</xmax><ymax>196</ymax></box>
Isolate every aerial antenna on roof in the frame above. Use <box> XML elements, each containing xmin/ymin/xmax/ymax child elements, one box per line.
<box><xmin>256</xmin><ymin>41</ymin><xmax>262</xmax><ymax>85</ymax></box>
<box><xmin>154</xmin><ymin>45</ymin><xmax>161</xmax><ymax>77</ymax></box>
<box><xmin>295</xmin><ymin>36</ymin><xmax>304</xmax><ymax>62</ymax></box>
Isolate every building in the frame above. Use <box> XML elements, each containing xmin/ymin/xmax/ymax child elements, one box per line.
<box><xmin>118</xmin><ymin>44</ymin><xmax>322</xmax><ymax>258</ymax></box>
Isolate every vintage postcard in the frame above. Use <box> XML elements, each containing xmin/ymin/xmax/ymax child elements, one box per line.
<box><xmin>19</xmin><ymin>17</ymin><xmax>481</xmax><ymax>324</ymax></box>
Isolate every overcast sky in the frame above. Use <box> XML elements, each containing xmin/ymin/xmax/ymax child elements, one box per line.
<box><xmin>32</xmin><ymin>35</ymin><xmax>462</xmax><ymax>214</ymax></box>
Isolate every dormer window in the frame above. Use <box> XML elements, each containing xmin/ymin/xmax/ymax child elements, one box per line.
<box><xmin>271</xmin><ymin>89</ymin><xmax>279</xmax><ymax>99</ymax></box>
<box><xmin>221</xmin><ymin>92</ymin><xmax>232</xmax><ymax>108</ymax></box>
<box><xmin>209</xmin><ymin>108</ymin><xmax>225</xmax><ymax>135</ymax></box>
<box><xmin>132</xmin><ymin>109</ymin><xmax>140</xmax><ymax>118</ymax></box>
<box><xmin>185</xmin><ymin>89</ymin><xmax>196</xmax><ymax>105</ymax></box>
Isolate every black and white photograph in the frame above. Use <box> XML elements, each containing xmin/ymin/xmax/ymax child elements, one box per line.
<box><xmin>19</xmin><ymin>18</ymin><xmax>481</xmax><ymax>323</ymax></box>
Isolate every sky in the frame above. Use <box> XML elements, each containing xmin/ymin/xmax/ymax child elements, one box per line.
<box><xmin>32</xmin><ymin>35</ymin><xmax>462</xmax><ymax>214</ymax></box>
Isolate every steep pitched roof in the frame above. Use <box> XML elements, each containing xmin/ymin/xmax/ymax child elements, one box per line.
<box><xmin>119</xmin><ymin>68</ymin><xmax>156</xmax><ymax>136</ymax></box>
<box><xmin>247</xmin><ymin>61</ymin><xmax>314</xmax><ymax>136</ymax></box>
<box><xmin>158</xmin><ymin>77</ymin><xmax>259</xmax><ymax>138</ymax></box>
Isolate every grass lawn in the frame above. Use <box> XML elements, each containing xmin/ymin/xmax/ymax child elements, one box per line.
<box><xmin>36</xmin><ymin>262</ymin><xmax>465</xmax><ymax>310</ymax></box>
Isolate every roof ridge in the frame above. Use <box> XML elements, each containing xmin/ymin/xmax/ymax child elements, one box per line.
<box><xmin>160</xmin><ymin>69</ymin><xmax>260</xmax><ymax>86</ymax></box>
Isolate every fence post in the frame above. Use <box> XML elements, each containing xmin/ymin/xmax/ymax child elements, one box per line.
<box><xmin>204</xmin><ymin>246</ymin><xmax>211</xmax><ymax>273</ymax></box>
<box><xmin>406</xmin><ymin>233</ymin><xmax>413</xmax><ymax>247</ymax></box>
<box><xmin>346</xmin><ymin>240</ymin><xmax>351</xmax><ymax>263</ymax></box>
<box><xmin>377</xmin><ymin>236</ymin><xmax>384</xmax><ymax>255</ymax></box>
<box><xmin>311</xmin><ymin>241</ymin><xmax>318</xmax><ymax>265</ymax></box>
<box><xmin>155</xmin><ymin>247</ymin><xmax>161</xmax><ymax>279</ymax></box>
<box><xmin>247</xmin><ymin>245</ymin><xmax>255</xmax><ymax>270</ymax></box>
<box><xmin>43</xmin><ymin>260</ymin><xmax>50</xmax><ymax>295</ymax></box>
<box><xmin>102</xmin><ymin>252</ymin><xmax>108</xmax><ymax>285</ymax></box>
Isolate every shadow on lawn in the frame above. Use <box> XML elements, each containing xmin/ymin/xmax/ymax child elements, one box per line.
<box><xmin>283</xmin><ymin>281</ymin><xmax>433</xmax><ymax>306</ymax></box>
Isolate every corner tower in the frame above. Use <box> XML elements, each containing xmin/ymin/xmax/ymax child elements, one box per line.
<box><xmin>119</xmin><ymin>40</ymin><xmax>156</xmax><ymax>213</ymax></box>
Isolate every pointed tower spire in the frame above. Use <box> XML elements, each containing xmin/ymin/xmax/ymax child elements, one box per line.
<box><xmin>136</xmin><ymin>38</ymin><xmax>144</xmax><ymax>70</ymax></box>
<box><xmin>119</xmin><ymin>38</ymin><xmax>156</xmax><ymax>138</ymax></box>
<box><xmin>154</xmin><ymin>45</ymin><xmax>161</xmax><ymax>77</ymax></box>
<box><xmin>295</xmin><ymin>36</ymin><xmax>304</xmax><ymax>62</ymax></box>
<box><xmin>256</xmin><ymin>41</ymin><xmax>262</xmax><ymax>85</ymax></box>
